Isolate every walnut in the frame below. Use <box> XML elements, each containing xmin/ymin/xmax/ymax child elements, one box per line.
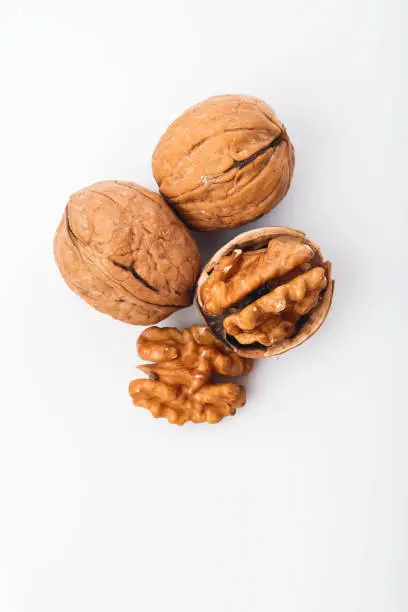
<box><xmin>129</xmin><ymin>325</ymin><xmax>252</xmax><ymax>425</ymax></box>
<box><xmin>54</xmin><ymin>181</ymin><xmax>201</xmax><ymax>325</ymax></box>
<box><xmin>152</xmin><ymin>95</ymin><xmax>294</xmax><ymax>231</ymax></box>
<box><xmin>197</xmin><ymin>228</ymin><xmax>334</xmax><ymax>358</ymax></box>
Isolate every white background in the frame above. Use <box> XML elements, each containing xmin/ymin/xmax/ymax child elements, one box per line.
<box><xmin>0</xmin><ymin>1</ymin><xmax>406</xmax><ymax>611</ymax></box>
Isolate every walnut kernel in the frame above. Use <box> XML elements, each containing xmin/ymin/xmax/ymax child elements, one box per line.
<box><xmin>197</xmin><ymin>228</ymin><xmax>334</xmax><ymax>358</ymax></box>
<box><xmin>129</xmin><ymin>325</ymin><xmax>252</xmax><ymax>425</ymax></box>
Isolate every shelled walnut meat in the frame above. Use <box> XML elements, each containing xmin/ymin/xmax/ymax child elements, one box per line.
<box><xmin>54</xmin><ymin>181</ymin><xmax>201</xmax><ymax>325</ymax></box>
<box><xmin>197</xmin><ymin>228</ymin><xmax>334</xmax><ymax>358</ymax></box>
<box><xmin>152</xmin><ymin>95</ymin><xmax>294</xmax><ymax>231</ymax></box>
<box><xmin>129</xmin><ymin>325</ymin><xmax>252</xmax><ymax>425</ymax></box>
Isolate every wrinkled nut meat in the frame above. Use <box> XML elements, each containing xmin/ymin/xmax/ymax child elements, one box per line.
<box><xmin>152</xmin><ymin>95</ymin><xmax>294</xmax><ymax>231</ymax></box>
<box><xmin>129</xmin><ymin>325</ymin><xmax>252</xmax><ymax>425</ymax></box>
<box><xmin>54</xmin><ymin>181</ymin><xmax>201</xmax><ymax>325</ymax></box>
<box><xmin>197</xmin><ymin>228</ymin><xmax>334</xmax><ymax>358</ymax></box>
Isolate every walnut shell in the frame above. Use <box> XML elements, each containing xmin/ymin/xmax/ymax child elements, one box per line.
<box><xmin>54</xmin><ymin>181</ymin><xmax>201</xmax><ymax>325</ymax></box>
<box><xmin>197</xmin><ymin>227</ymin><xmax>334</xmax><ymax>358</ymax></box>
<box><xmin>152</xmin><ymin>95</ymin><xmax>294</xmax><ymax>231</ymax></box>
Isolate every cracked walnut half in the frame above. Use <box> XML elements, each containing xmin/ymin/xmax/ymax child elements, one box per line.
<box><xmin>197</xmin><ymin>227</ymin><xmax>334</xmax><ymax>358</ymax></box>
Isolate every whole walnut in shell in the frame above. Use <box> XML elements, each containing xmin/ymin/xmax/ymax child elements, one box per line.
<box><xmin>54</xmin><ymin>181</ymin><xmax>201</xmax><ymax>325</ymax></box>
<box><xmin>197</xmin><ymin>227</ymin><xmax>334</xmax><ymax>358</ymax></box>
<box><xmin>152</xmin><ymin>95</ymin><xmax>294</xmax><ymax>231</ymax></box>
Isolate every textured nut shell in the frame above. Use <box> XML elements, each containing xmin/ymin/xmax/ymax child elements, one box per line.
<box><xmin>152</xmin><ymin>95</ymin><xmax>294</xmax><ymax>231</ymax></box>
<box><xmin>54</xmin><ymin>181</ymin><xmax>201</xmax><ymax>325</ymax></box>
<box><xmin>197</xmin><ymin>227</ymin><xmax>334</xmax><ymax>358</ymax></box>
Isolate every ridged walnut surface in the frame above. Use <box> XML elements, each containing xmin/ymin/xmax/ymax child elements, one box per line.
<box><xmin>129</xmin><ymin>325</ymin><xmax>252</xmax><ymax>425</ymax></box>
<box><xmin>152</xmin><ymin>95</ymin><xmax>294</xmax><ymax>231</ymax></box>
<box><xmin>54</xmin><ymin>181</ymin><xmax>201</xmax><ymax>325</ymax></box>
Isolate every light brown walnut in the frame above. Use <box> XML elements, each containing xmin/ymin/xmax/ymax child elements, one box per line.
<box><xmin>54</xmin><ymin>181</ymin><xmax>201</xmax><ymax>325</ymax></box>
<box><xmin>201</xmin><ymin>238</ymin><xmax>314</xmax><ymax>315</ymax></box>
<box><xmin>129</xmin><ymin>325</ymin><xmax>252</xmax><ymax>425</ymax></box>
<box><xmin>152</xmin><ymin>95</ymin><xmax>294</xmax><ymax>231</ymax></box>
<box><xmin>224</xmin><ymin>267</ymin><xmax>327</xmax><ymax>346</ymax></box>
<box><xmin>197</xmin><ymin>228</ymin><xmax>334</xmax><ymax>359</ymax></box>
<box><xmin>129</xmin><ymin>379</ymin><xmax>246</xmax><ymax>425</ymax></box>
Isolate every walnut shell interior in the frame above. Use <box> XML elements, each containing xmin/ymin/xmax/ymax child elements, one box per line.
<box><xmin>197</xmin><ymin>227</ymin><xmax>334</xmax><ymax>358</ymax></box>
<box><xmin>54</xmin><ymin>181</ymin><xmax>201</xmax><ymax>325</ymax></box>
<box><xmin>152</xmin><ymin>95</ymin><xmax>294</xmax><ymax>231</ymax></box>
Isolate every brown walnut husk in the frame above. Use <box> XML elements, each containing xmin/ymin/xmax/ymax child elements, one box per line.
<box><xmin>197</xmin><ymin>227</ymin><xmax>334</xmax><ymax>358</ymax></box>
<box><xmin>152</xmin><ymin>95</ymin><xmax>295</xmax><ymax>231</ymax></box>
<box><xmin>54</xmin><ymin>181</ymin><xmax>201</xmax><ymax>325</ymax></box>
